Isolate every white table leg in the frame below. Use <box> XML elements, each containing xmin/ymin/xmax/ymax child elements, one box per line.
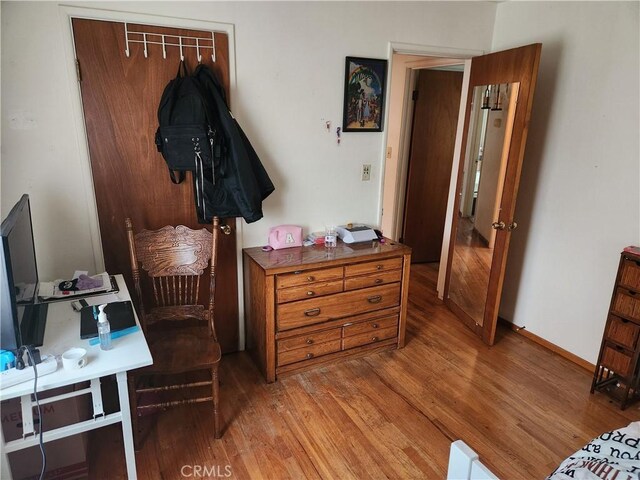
<box><xmin>116</xmin><ymin>371</ymin><xmax>137</xmax><ymax>479</ymax></box>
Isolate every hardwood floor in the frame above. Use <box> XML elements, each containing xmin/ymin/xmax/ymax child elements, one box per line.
<box><xmin>88</xmin><ymin>264</ymin><xmax>638</xmax><ymax>479</ymax></box>
<box><xmin>449</xmin><ymin>217</ymin><xmax>493</xmax><ymax>324</ymax></box>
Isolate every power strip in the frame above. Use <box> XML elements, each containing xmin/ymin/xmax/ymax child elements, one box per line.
<box><xmin>0</xmin><ymin>356</ymin><xmax>58</xmax><ymax>389</ymax></box>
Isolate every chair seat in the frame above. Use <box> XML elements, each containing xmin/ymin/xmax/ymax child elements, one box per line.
<box><xmin>138</xmin><ymin>326</ymin><xmax>221</xmax><ymax>375</ymax></box>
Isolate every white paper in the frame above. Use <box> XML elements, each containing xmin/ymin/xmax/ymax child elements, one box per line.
<box><xmin>72</xmin><ymin>270</ymin><xmax>89</xmax><ymax>279</ymax></box>
<box><xmin>38</xmin><ymin>272</ymin><xmax>113</xmax><ymax>299</ymax></box>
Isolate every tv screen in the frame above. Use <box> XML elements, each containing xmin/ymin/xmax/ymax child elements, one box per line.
<box><xmin>1</xmin><ymin>194</ymin><xmax>39</xmax><ymax>351</ymax></box>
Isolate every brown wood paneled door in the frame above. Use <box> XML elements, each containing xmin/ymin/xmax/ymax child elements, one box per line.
<box><xmin>402</xmin><ymin>69</ymin><xmax>463</xmax><ymax>263</ymax></box>
<box><xmin>72</xmin><ymin>18</ymin><xmax>238</xmax><ymax>352</ymax></box>
<box><xmin>444</xmin><ymin>44</ymin><xmax>542</xmax><ymax>346</ymax></box>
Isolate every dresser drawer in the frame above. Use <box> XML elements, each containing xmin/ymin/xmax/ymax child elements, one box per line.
<box><xmin>612</xmin><ymin>288</ymin><xmax>640</xmax><ymax>321</ymax></box>
<box><xmin>606</xmin><ymin>315</ymin><xmax>640</xmax><ymax>350</ymax></box>
<box><xmin>620</xmin><ymin>257</ymin><xmax>640</xmax><ymax>291</ymax></box>
<box><xmin>276</xmin><ymin>266</ymin><xmax>344</xmax><ymax>289</ymax></box>
<box><xmin>343</xmin><ymin>314</ymin><xmax>398</xmax><ymax>337</ymax></box>
<box><xmin>277</xmin><ymin>283</ymin><xmax>401</xmax><ymax>331</ymax></box>
<box><xmin>277</xmin><ymin>279</ymin><xmax>344</xmax><ymax>304</ymax></box>
<box><xmin>278</xmin><ymin>328</ymin><xmax>342</xmax><ymax>353</ymax></box>
<box><xmin>601</xmin><ymin>343</ymin><xmax>635</xmax><ymax>378</ymax></box>
<box><xmin>344</xmin><ymin>269</ymin><xmax>401</xmax><ymax>291</ymax></box>
<box><xmin>342</xmin><ymin>326</ymin><xmax>398</xmax><ymax>350</ymax></box>
<box><xmin>344</xmin><ymin>257</ymin><xmax>403</xmax><ymax>277</ymax></box>
<box><xmin>277</xmin><ymin>339</ymin><xmax>341</xmax><ymax>367</ymax></box>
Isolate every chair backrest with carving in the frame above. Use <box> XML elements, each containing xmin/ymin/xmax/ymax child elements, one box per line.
<box><xmin>125</xmin><ymin>218</ymin><xmax>217</xmax><ymax>335</ymax></box>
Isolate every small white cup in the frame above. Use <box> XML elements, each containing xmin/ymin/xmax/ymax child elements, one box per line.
<box><xmin>62</xmin><ymin>348</ymin><xmax>87</xmax><ymax>371</ymax></box>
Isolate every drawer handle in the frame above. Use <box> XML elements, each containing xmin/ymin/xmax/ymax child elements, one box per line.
<box><xmin>306</xmin><ymin>338</ymin><xmax>314</xmax><ymax>345</ymax></box>
<box><xmin>372</xmin><ymin>336</ymin><xmax>379</xmax><ymax>342</ymax></box>
<box><xmin>635</xmin><ymin>261</ymin><xmax>640</xmax><ymax>267</ymax></box>
<box><xmin>615</xmin><ymin>345</ymin><xmax>624</xmax><ymax>352</ymax></box>
<box><xmin>374</xmin><ymin>278</ymin><xmax>383</xmax><ymax>284</ymax></box>
<box><xmin>306</xmin><ymin>291</ymin><xmax>315</xmax><ymax>296</ymax></box>
<box><xmin>294</xmin><ymin>270</ymin><xmax>302</xmax><ymax>275</ymax></box>
<box><xmin>304</xmin><ymin>308</ymin><xmax>321</xmax><ymax>317</ymax></box>
<box><xmin>367</xmin><ymin>295</ymin><xmax>382</xmax><ymax>304</ymax></box>
<box><xmin>372</xmin><ymin>323</ymin><xmax>379</xmax><ymax>329</ymax></box>
<box><xmin>306</xmin><ymin>353</ymin><xmax>314</xmax><ymax>359</ymax></box>
<box><xmin>628</xmin><ymin>290</ymin><xmax>637</xmax><ymax>296</ymax></box>
<box><xmin>307</xmin><ymin>276</ymin><xmax>315</xmax><ymax>282</ymax></box>
<box><xmin>376</xmin><ymin>265</ymin><xmax>383</xmax><ymax>270</ymax></box>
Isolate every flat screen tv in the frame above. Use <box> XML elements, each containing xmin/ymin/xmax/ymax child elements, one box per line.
<box><xmin>1</xmin><ymin>194</ymin><xmax>42</xmax><ymax>352</ymax></box>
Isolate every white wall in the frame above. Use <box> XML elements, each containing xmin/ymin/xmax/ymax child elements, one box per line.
<box><xmin>475</xmin><ymin>96</ymin><xmax>507</xmax><ymax>244</ymax></box>
<box><xmin>1</xmin><ymin>1</ymin><xmax>496</xmax><ymax>280</ymax></box>
<box><xmin>494</xmin><ymin>2</ymin><xmax>640</xmax><ymax>363</ymax></box>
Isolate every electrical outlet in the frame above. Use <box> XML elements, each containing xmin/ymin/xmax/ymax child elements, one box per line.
<box><xmin>362</xmin><ymin>164</ymin><xmax>371</xmax><ymax>181</ymax></box>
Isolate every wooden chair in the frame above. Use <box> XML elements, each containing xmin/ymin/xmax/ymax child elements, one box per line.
<box><xmin>125</xmin><ymin>217</ymin><xmax>222</xmax><ymax>448</ymax></box>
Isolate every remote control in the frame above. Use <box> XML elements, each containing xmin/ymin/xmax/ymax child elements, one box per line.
<box><xmin>0</xmin><ymin>356</ymin><xmax>58</xmax><ymax>389</ymax></box>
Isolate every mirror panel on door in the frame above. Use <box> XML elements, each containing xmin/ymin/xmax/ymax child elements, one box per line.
<box><xmin>448</xmin><ymin>83</ymin><xmax>520</xmax><ymax>326</ymax></box>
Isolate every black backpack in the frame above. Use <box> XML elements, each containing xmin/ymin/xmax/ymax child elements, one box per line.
<box><xmin>155</xmin><ymin>61</ymin><xmax>223</xmax><ymax>186</ymax></box>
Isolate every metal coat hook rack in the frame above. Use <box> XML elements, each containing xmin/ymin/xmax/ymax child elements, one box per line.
<box><xmin>124</xmin><ymin>23</ymin><xmax>216</xmax><ymax>63</ymax></box>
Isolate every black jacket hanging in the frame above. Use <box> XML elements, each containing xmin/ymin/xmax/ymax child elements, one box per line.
<box><xmin>156</xmin><ymin>62</ymin><xmax>274</xmax><ymax>224</ymax></box>
<box><xmin>192</xmin><ymin>64</ymin><xmax>274</xmax><ymax>224</ymax></box>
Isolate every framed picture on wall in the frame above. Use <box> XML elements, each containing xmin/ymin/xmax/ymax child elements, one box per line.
<box><xmin>342</xmin><ymin>56</ymin><xmax>388</xmax><ymax>132</ymax></box>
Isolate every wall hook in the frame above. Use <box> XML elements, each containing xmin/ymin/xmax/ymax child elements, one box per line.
<box><xmin>124</xmin><ymin>22</ymin><xmax>130</xmax><ymax>57</ymax></box>
<box><xmin>142</xmin><ymin>33</ymin><xmax>148</xmax><ymax>58</ymax></box>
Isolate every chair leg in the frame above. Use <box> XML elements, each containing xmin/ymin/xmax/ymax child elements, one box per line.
<box><xmin>212</xmin><ymin>366</ymin><xmax>221</xmax><ymax>439</ymax></box>
<box><xmin>128</xmin><ymin>374</ymin><xmax>142</xmax><ymax>451</ymax></box>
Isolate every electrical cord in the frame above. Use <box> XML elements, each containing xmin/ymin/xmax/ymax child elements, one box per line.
<box><xmin>23</xmin><ymin>346</ymin><xmax>46</xmax><ymax>480</ymax></box>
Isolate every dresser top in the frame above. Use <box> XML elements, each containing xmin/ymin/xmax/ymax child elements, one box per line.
<box><xmin>244</xmin><ymin>239</ymin><xmax>411</xmax><ymax>274</ymax></box>
<box><xmin>623</xmin><ymin>246</ymin><xmax>640</xmax><ymax>261</ymax></box>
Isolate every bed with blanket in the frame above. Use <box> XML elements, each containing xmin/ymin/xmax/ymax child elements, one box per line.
<box><xmin>547</xmin><ymin>421</ymin><xmax>640</xmax><ymax>480</ymax></box>
<box><xmin>447</xmin><ymin>422</ymin><xmax>640</xmax><ymax>479</ymax></box>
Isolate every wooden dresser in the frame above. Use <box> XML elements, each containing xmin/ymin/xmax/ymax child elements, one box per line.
<box><xmin>243</xmin><ymin>240</ymin><xmax>411</xmax><ymax>382</ymax></box>
<box><xmin>591</xmin><ymin>247</ymin><xmax>640</xmax><ymax>409</ymax></box>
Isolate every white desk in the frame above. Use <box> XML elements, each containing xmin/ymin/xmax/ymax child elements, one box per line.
<box><xmin>0</xmin><ymin>275</ymin><xmax>152</xmax><ymax>479</ymax></box>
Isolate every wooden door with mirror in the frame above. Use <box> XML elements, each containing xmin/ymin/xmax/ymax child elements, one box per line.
<box><xmin>72</xmin><ymin>18</ymin><xmax>239</xmax><ymax>353</ymax></box>
<box><xmin>444</xmin><ymin>44</ymin><xmax>542</xmax><ymax>345</ymax></box>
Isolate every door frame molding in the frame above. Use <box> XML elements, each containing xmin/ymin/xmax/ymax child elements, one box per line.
<box><xmin>58</xmin><ymin>5</ymin><xmax>246</xmax><ymax>349</ymax></box>
<box><xmin>380</xmin><ymin>42</ymin><xmax>483</xmax><ymax>298</ymax></box>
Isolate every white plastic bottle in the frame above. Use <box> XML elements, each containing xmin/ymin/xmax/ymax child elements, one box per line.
<box><xmin>97</xmin><ymin>304</ymin><xmax>112</xmax><ymax>351</ymax></box>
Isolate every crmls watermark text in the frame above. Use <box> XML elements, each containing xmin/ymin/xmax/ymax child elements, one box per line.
<box><xmin>181</xmin><ymin>465</ymin><xmax>232</xmax><ymax>477</ymax></box>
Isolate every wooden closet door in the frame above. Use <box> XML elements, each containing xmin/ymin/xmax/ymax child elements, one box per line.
<box><xmin>402</xmin><ymin>69</ymin><xmax>463</xmax><ymax>263</ymax></box>
<box><xmin>72</xmin><ymin>19</ymin><xmax>238</xmax><ymax>353</ymax></box>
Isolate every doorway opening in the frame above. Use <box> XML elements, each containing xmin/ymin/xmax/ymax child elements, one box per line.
<box><xmin>382</xmin><ymin>43</ymin><xmax>542</xmax><ymax>346</ymax></box>
<box><xmin>381</xmin><ymin>51</ymin><xmax>471</xmax><ymax>299</ymax></box>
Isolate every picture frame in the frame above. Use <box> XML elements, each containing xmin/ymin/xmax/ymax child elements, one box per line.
<box><xmin>342</xmin><ymin>56</ymin><xmax>388</xmax><ymax>132</ymax></box>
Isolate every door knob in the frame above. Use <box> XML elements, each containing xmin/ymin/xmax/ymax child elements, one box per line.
<box><xmin>220</xmin><ymin>224</ymin><xmax>231</xmax><ymax>235</ymax></box>
<box><xmin>507</xmin><ymin>222</ymin><xmax>518</xmax><ymax>231</ymax></box>
<box><xmin>491</xmin><ymin>221</ymin><xmax>506</xmax><ymax>230</ymax></box>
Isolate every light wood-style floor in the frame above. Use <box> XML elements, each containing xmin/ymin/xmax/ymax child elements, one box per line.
<box><xmin>449</xmin><ymin>217</ymin><xmax>493</xmax><ymax>324</ymax></box>
<box><xmin>89</xmin><ymin>264</ymin><xmax>638</xmax><ymax>479</ymax></box>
